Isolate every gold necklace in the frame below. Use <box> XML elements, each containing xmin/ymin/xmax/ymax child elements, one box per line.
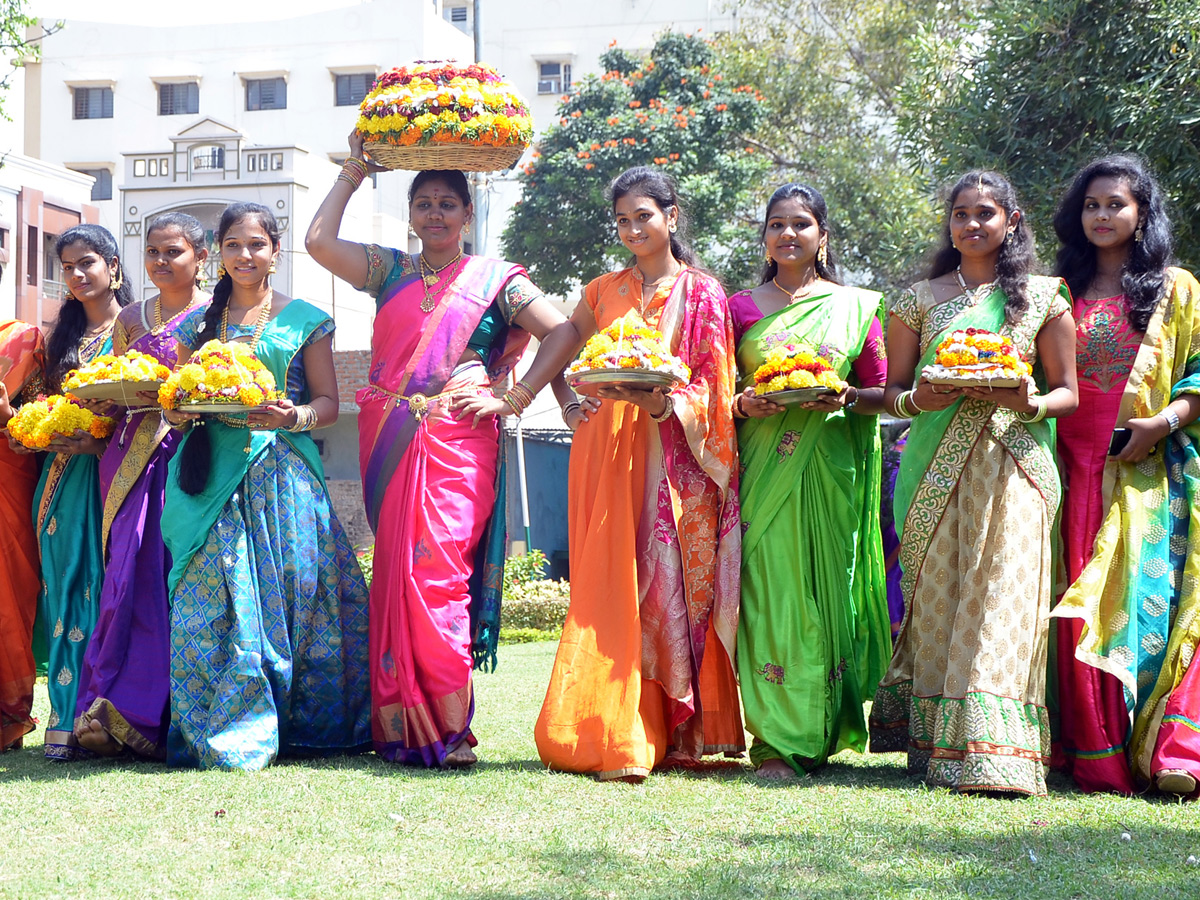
<box><xmin>151</xmin><ymin>294</ymin><xmax>201</xmax><ymax>335</ymax></box>
<box><xmin>420</xmin><ymin>250</ymin><xmax>463</xmax><ymax>286</ymax></box>
<box><xmin>418</xmin><ymin>254</ymin><xmax>465</xmax><ymax>314</ymax></box>
<box><xmin>635</xmin><ymin>264</ymin><xmax>682</xmax><ymax>317</ymax></box>
<box><xmin>954</xmin><ymin>266</ymin><xmax>993</xmax><ymax>296</ymax></box>
<box><xmin>220</xmin><ymin>291</ymin><xmax>273</xmax><ymax>351</ymax></box>
<box><xmin>772</xmin><ymin>277</ymin><xmax>821</xmax><ymax>303</ymax></box>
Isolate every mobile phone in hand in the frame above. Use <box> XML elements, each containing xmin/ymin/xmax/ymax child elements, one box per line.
<box><xmin>1109</xmin><ymin>427</ymin><xmax>1132</xmax><ymax>456</ymax></box>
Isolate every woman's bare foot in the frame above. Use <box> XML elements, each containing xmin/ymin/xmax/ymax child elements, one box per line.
<box><xmin>755</xmin><ymin>758</ymin><xmax>797</xmax><ymax>780</ymax></box>
<box><xmin>443</xmin><ymin>741</ymin><xmax>478</xmax><ymax>768</ymax></box>
<box><xmin>75</xmin><ymin>719</ymin><xmax>123</xmax><ymax>757</ymax></box>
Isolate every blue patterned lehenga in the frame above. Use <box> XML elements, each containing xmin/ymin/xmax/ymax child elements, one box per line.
<box><xmin>161</xmin><ymin>301</ymin><xmax>371</xmax><ymax>770</ymax></box>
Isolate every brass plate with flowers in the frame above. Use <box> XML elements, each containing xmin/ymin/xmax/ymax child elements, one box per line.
<box><xmin>67</xmin><ymin>379</ymin><xmax>166</xmax><ymax>406</ymax></box>
<box><xmin>567</xmin><ymin>369</ymin><xmax>682</xmax><ymax>398</ymax></box>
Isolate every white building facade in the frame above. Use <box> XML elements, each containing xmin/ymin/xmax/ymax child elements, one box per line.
<box><xmin>24</xmin><ymin>0</ymin><xmax>474</xmax><ymax>347</ymax></box>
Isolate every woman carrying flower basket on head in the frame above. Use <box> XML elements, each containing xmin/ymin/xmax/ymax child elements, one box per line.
<box><xmin>868</xmin><ymin>171</ymin><xmax>1078</xmax><ymax>796</ymax></box>
<box><xmin>534</xmin><ymin>166</ymin><xmax>743</xmax><ymax>781</ymax></box>
<box><xmin>1050</xmin><ymin>155</ymin><xmax>1200</xmax><ymax>797</ymax></box>
<box><xmin>69</xmin><ymin>213</ymin><xmax>210</xmax><ymax>760</ymax></box>
<box><xmin>162</xmin><ymin>202</ymin><xmax>370</xmax><ymax>771</ymax></box>
<box><xmin>10</xmin><ymin>224</ymin><xmax>132</xmax><ymax>759</ymax></box>
<box><xmin>0</xmin><ymin>319</ymin><xmax>46</xmax><ymax>751</ymax></box>
<box><xmin>306</xmin><ymin>130</ymin><xmax>578</xmax><ymax>768</ymax></box>
<box><xmin>729</xmin><ymin>183</ymin><xmax>891</xmax><ymax>778</ymax></box>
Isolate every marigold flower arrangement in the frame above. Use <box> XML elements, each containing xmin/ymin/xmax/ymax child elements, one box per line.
<box><xmin>356</xmin><ymin>62</ymin><xmax>534</xmax><ymax>164</ymax></box>
<box><xmin>924</xmin><ymin>329</ymin><xmax>1031</xmax><ymax>383</ymax></box>
<box><xmin>7</xmin><ymin>394</ymin><xmax>116</xmax><ymax>449</ymax></box>
<box><xmin>157</xmin><ymin>340</ymin><xmax>281</xmax><ymax>410</ymax></box>
<box><xmin>752</xmin><ymin>345</ymin><xmax>846</xmax><ymax>395</ymax></box>
<box><xmin>63</xmin><ymin>351</ymin><xmax>171</xmax><ymax>392</ymax></box>
<box><xmin>567</xmin><ymin>319</ymin><xmax>690</xmax><ymax>383</ymax></box>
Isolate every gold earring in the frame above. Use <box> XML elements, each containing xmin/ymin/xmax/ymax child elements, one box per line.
<box><xmin>1005</xmin><ymin>231</ymin><xmax>1014</xmax><ymax>244</ymax></box>
<box><xmin>463</xmin><ymin>222</ymin><xmax>471</xmax><ymax>236</ymax></box>
<box><xmin>268</xmin><ymin>259</ymin><xmax>277</xmax><ymax>274</ymax></box>
<box><xmin>1135</xmin><ymin>225</ymin><xmax>1144</xmax><ymax>242</ymax></box>
<box><xmin>217</xmin><ymin>263</ymin><xmax>227</xmax><ymax>278</ymax></box>
<box><xmin>408</xmin><ymin>225</ymin><xmax>418</xmax><ymax>239</ymax></box>
<box><xmin>817</xmin><ymin>244</ymin><xmax>828</xmax><ymax>268</ymax></box>
<box><xmin>110</xmin><ymin>266</ymin><xmax>123</xmax><ymax>291</ymax></box>
<box><xmin>764</xmin><ymin>251</ymin><xmax>772</xmax><ymax>263</ymax></box>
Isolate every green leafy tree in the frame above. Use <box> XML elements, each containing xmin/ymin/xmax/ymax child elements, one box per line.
<box><xmin>714</xmin><ymin>0</ymin><xmax>971</xmax><ymax>291</ymax></box>
<box><xmin>0</xmin><ymin>3</ymin><xmax>59</xmax><ymax>121</ymax></box>
<box><xmin>501</xmin><ymin>32</ymin><xmax>769</xmax><ymax>296</ymax></box>
<box><xmin>901</xmin><ymin>0</ymin><xmax>1200</xmax><ymax>268</ymax></box>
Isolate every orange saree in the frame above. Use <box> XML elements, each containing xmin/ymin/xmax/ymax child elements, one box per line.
<box><xmin>0</xmin><ymin>321</ymin><xmax>45</xmax><ymax>750</ymax></box>
<box><xmin>535</xmin><ymin>268</ymin><xmax>743</xmax><ymax>779</ymax></box>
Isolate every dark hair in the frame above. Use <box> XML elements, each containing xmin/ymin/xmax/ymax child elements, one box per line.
<box><xmin>147</xmin><ymin>211</ymin><xmax>208</xmax><ymax>288</ymax></box>
<box><xmin>609</xmin><ymin>166</ymin><xmax>698</xmax><ymax>268</ymax></box>
<box><xmin>47</xmin><ymin>224</ymin><xmax>134</xmax><ymax>391</ymax></box>
<box><xmin>408</xmin><ymin>170</ymin><xmax>472</xmax><ymax>208</ymax></box>
<box><xmin>178</xmin><ymin>202</ymin><xmax>281</xmax><ymax>496</ymax></box>
<box><xmin>929</xmin><ymin>170</ymin><xmax>1036</xmax><ymax>324</ymax></box>
<box><xmin>1053</xmin><ymin>154</ymin><xmax>1172</xmax><ymax>332</ymax></box>
<box><xmin>757</xmin><ymin>182</ymin><xmax>841</xmax><ymax>286</ymax></box>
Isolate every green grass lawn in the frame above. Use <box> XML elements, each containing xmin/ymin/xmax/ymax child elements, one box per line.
<box><xmin>3</xmin><ymin>641</ymin><xmax>1198</xmax><ymax>900</ymax></box>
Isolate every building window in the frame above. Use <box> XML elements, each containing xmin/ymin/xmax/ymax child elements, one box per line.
<box><xmin>192</xmin><ymin>145</ymin><xmax>225</xmax><ymax>172</ymax></box>
<box><xmin>158</xmin><ymin>82</ymin><xmax>199</xmax><ymax>116</ymax></box>
<box><xmin>536</xmin><ymin>62</ymin><xmax>571</xmax><ymax>95</ymax></box>
<box><xmin>335</xmin><ymin>73</ymin><xmax>373</xmax><ymax>107</ymax></box>
<box><xmin>444</xmin><ymin>4</ymin><xmax>469</xmax><ymax>31</ymax></box>
<box><xmin>76</xmin><ymin>168</ymin><xmax>112</xmax><ymax>201</ymax></box>
<box><xmin>73</xmin><ymin>86</ymin><xmax>113</xmax><ymax>119</ymax></box>
<box><xmin>246</xmin><ymin>77</ymin><xmax>286</xmax><ymax>111</ymax></box>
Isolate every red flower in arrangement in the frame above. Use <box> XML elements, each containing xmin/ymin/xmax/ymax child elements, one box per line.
<box><xmin>966</xmin><ymin>328</ymin><xmax>978</xmax><ymax>335</ymax></box>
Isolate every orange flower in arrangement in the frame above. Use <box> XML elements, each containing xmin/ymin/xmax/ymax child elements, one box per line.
<box><xmin>928</xmin><ymin>329</ymin><xmax>1032</xmax><ymax>376</ymax></box>
<box><xmin>355</xmin><ymin>62</ymin><xmax>534</xmax><ymax>152</ymax></box>
<box><xmin>7</xmin><ymin>394</ymin><xmax>116</xmax><ymax>449</ymax></box>
<box><xmin>158</xmin><ymin>340</ymin><xmax>282</xmax><ymax>410</ymax></box>
<box><xmin>566</xmin><ymin>317</ymin><xmax>691</xmax><ymax>383</ymax></box>
<box><xmin>752</xmin><ymin>345</ymin><xmax>846</xmax><ymax>395</ymax></box>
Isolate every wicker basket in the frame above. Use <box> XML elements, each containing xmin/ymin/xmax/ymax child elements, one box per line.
<box><xmin>364</xmin><ymin>142</ymin><xmax>525</xmax><ymax>173</ymax></box>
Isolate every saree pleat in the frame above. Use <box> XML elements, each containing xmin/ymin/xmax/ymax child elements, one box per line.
<box><xmin>871</xmin><ymin>277</ymin><xmax>1070</xmax><ymax>796</ymax></box>
<box><xmin>1053</xmin><ymin>268</ymin><xmax>1200</xmax><ymax>791</ymax></box>
<box><xmin>535</xmin><ymin>268</ymin><xmax>743</xmax><ymax>779</ymax></box>
<box><xmin>0</xmin><ymin>322</ymin><xmax>44</xmax><ymax>750</ymax></box>
<box><xmin>734</xmin><ymin>287</ymin><xmax>891</xmax><ymax>773</ymax></box>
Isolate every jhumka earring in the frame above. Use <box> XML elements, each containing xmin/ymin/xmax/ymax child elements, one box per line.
<box><xmin>1135</xmin><ymin>225</ymin><xmax>1144</xmax><ymax>242</ymax></box>
<box><xmin>110</xmin><ymin>265</ymin><xmax>124</xmax><ymax>291</ymax></box>
<box><xmin>268</xmin><ymin>259</ymin><xmax>277</xmax><ymax>275</ymax></box>
<box><xmin>817</xmin><ymin>243</ymin><xmax>828</xmax><ymax>268</ymax></box>
<box><xmin>217</xmin><ymin>263</ymin><xmax>227</xmax><ymax>278</ymax></box>
<box><xmin>463</xmin><ymin>222</ymin><xmax>471</xmax><ymax>236</ymax></box>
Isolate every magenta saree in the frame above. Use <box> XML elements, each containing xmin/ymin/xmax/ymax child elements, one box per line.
<box><xmin>358</xmin><ymin>251</ymin><xmax>531</xmax><ymax>766</ymax></box>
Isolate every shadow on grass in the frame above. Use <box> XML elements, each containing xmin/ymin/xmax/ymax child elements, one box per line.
<box><xmin>465</xmin><ymin>820</ymin><xmax>1200</xmax><ymax>900</ymax></box>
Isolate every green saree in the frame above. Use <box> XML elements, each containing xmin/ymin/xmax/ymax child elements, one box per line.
<box><xmin>735</xmin><ymin>285</ymin><xmax>891</xmax><ymax>771</ymax></box>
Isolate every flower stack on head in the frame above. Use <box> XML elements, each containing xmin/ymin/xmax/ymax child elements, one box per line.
<box><xmin>7</xmin><ymin>395</ymin><xmax>116</xmax><ymax>449</ymax></box>
<box><xmin>355</xmin><ymin>61</ymin><xmax>534</xmax><ymax>171</ymax></box>
<box><xmin>158</xmin><ymin>340</ymin><xmax>282</xmax><ymax>410</ymax></box>
<box><xmin>752</xmin><ymin>346</ymin><xmax>846</xmax><ymax>396</ymax></box>
<box><xmin>922</xmin><ymin>328</ymin><xmax>1032</xmax><ymax>388</ymax></box>
<box><xmin>566</xmin><ymin>318</ymin><xmax>691</xmax><ymax>383</ymax></box>
<box><xmin>63</xmin><ymin>351</ymin><xmax>172</xmax><ymax>393</ymax></box>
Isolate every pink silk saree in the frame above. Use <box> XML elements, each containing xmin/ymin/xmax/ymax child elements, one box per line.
<box><xmin>359</xmin><ymin>254</ymin><xmax>530</xmax><ymax>766</ymax></box>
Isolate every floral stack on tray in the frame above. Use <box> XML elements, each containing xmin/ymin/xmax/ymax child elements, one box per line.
<box><xmin>356</xmin><ymin>61</ymin><xmax>534</xmax><ymax>171</ymax></box>
<box><xmin>751</xmin><ymin>345</ymin><xmax>846</xmax><ymax>403</ymax></box>
<box><xmin>566</xmin><ymin>318</ymin><xmax>690</xmax><ymax>393</ymax></box>
<box><xmin>6</xmin><ymin>395</ymin><xmax>116</xmax><ymax>449</ymax></box>
<box><xmin>158</xmin><ymin>341</ymin><xmax>281</xmax><ymax>412</ymax></box>
<box><xmin>63</xmin><ymin>350</ymin><xmax>172</xmax><ymax>405</ymax></box>
<box><xmin>922</xmin><ymin>328</ymin><xmax>1031</xmax><ymax>388</ymax></box>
